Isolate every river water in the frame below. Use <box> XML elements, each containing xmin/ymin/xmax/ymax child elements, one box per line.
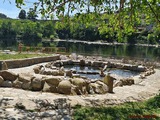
<box><xmin>57</xmin><ymin>40</ymin><xmax>160</xmax><ymax>61</ymax></box>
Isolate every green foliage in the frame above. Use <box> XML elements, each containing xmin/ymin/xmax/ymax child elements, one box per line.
<box><xmin>0</xmin><ymin>21</ymin><xmax>16</xmax><ymax>47</ymax></box>
<box><xmin>0</xmin><ymin>53</ymin><xmax>50</xmax><ymax>60</ymax></box>
<box><xmin>14</xmin><ymin>0</ymin><xmax>160</xmax><ymax>25</ymax></box>
<box><xmin>50</xmin><ymin>35</ymin><xmax>54</xmax><ymax>40</ymax></box>
<box><xmin>27</xmin><ymin>8</ymin><xmax>38</xmax><ymax>21</ymax></box>
<box><xmin>18</xmin><ymin>9</ymin><xmax>26</xmax><ymax>19</ymax></box>
<box><xmin>146</xmin><ymin>93</ymin><xmax>160</xmax><ymax>109</ymax></box>
<box><xmin>0</xmin><ymin>13</ymin><xmax>7</xmax><ymax>18</ymax></box>
<box><xmin>0</xmin><ymin>19</ymin><xmax>57</xmax><ymax>47</ymax></box>
<box><xmin>0</xmin><ymin>10</ymin><xmax>159</xmax><ymax>47</ymax></box>
<box><xmin>73</xmin><ymin>94</ymin><xmax>160</xmax><ymax>120</ymax></box>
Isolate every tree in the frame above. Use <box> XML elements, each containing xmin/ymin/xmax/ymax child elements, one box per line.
<box><xmin>14</xmin><ymin>0</ymin><xmax>159</xmax><ymax>24</ymax></box>
<box><xmin>0</xmin><ymin>13</ymin><xmax>7</xmax><ymax>18</ymax></box>
<box><xmin>0</xmin><ymin>21</ymin><xmax>16</xmax><ymax>47</ymax></box>
<box><xmin>18</xmin><ymin>9</ymin><xmax>26</xmax><ymax>19</ymax></box>
<box><xmin>27</xmin><ymin>8</ymin><xmax>38</xmax><ymax>21</ymax></box>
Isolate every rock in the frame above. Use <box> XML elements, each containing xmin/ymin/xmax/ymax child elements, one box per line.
<box><xmin>69</xmin><ymin>53</ymin><xmax>77</xmax><ymax>60</ymax></box>
<box><xmin>57</xmin><ymin>80</ymin><xmax>72</xmax><ymax>95</ymax></box>
<box><xmin>67</xmin><ymin>60</ymin><xmax>74</xmax><ymax>65</ymax></box>
<box><xmin>87</xmin><ymin>61</ymin><xmax>92</xmax><ymax>66</ymax></box>
<box><xmin>43</xmin><ymin>76</ymin><xmax>62</xmax><ymax>86</ymax></box>
<box><xmin>89</xmin><ymin>81</ymin><xmax>109</xmax><ymax>94</ymax></box>
<box><xmin>137</xmin><ymin>65</ymin><xmax>147</xmax><ymax>72</ymax></box>
<box><xmin>54</xmin><ymin>61</ymin><xmax>63</xmax><ymax>67</ymax></box>
<box><xmin>70</xmin><ymin>78</ymin><xmax>87</xmax><ymax>94</ymax></box>
<box><xmin>18</xmin><ymin>74</ymin><xmax>32</xmax><ymax>83</ymax></box>
<box><xmin>103</xmin><ymin>73</ymin><xmax>116</xmax><ymax>93</ymax></box>
<box><xmin>31</xmin><ymin>77</ymin><xmax>43</xmax><ymax>91</ymax></box>
<box><xmin>60</xmin><ymin>55</ymin><xmax>68</xmax><ymax>60</ymax></box>
<box><xmin>65</xmin><ymin>70</ymin><xmax>73</xmax><ymax>77</ymax></box>
<box><xmin>102</xmin><ymin>65</ymin><xmax>108</xmax><ymax>71</ymax></box>
<box><xmin>45</xmin><ymin>62</ymin><xmax>52</xmax><ymax>68</ymax></box>
<box><xmin>59</xmin><ymin>67</ymin><xmax>65</xmax><ymax>76</ymax></box>
<box><xmin>42</xmin><ymin>69</ymin><xmax>52</xmax><ymax>75</ymax></box>
<box><xmin>120</xmin><ymin>78</ymin><xmax>134</xmax><ymax>86</ymax></box>
<box><xmin>0</xmin><ymin>76</ymin><xmax>4</xmax><ymax>85</ymax></box>
<box><xmin>1</xmin><ymin>80</ymin><xmax>12</xmax><ymax>87</ymax></box>
<box><xmin>1</xmin><ymin>61</ymin><xmax>8</xmax><ymax>70</ymax></box>
<box><xmin>61</xmin><ymin>60</ymin><xmax>69</xmax><ymax>65</ymax></box>
<box><xmin>43</xmin><ymin>82</ymin><xmax>58</xmax><ymax>93</ymax></box>
<box><xmin>0</xmin><ymin>70</ymin><xmax>18</xmax><ymax>81</ymax></box>
<box><xmin>79</xmin><ymin>59</ymin><xmax>85</xmax><ymax>66</ymax></box>
<box><xmin>72</xmin><ymin>74</ymin><xmax>80</xmax><ymax>78</ymax></box>
<box><xmin>33</xmin><ymin>65</ymin><xmax>44</xmax><ymax>74</ymax></box>
<box><xmin>92</xmin><ymin>61</ymin><xmax>103</xmax><ymax>67</ymax></box>
<box><xmin>53</xmin><ymin>70</ymin><xmax>61</xmax><ymax>76</ymax></box>
<box><xmin>13</xmin><ymin>79</ymin><xmax>22</xmax><ymax>88</ymax></box>
<box><xmin>96</xmin><ymin>81</ymin><xmax>109</xmax><ymax>93</ymax></box>
<box><xmin>106</xmin><ymin>61</ymin><xmax>112</xmax><ymax>68</ymax></box>
<box><xmin>89</xmin><ymin>82</ymin><xmax>101</xmax><ymax>94</ymax></box>
<box><xmin>115</xmin><ymin>63</ymin><xmax>123</xmax><ymax>69</ymax></box>
<box><xmin>113</xmin><ymin>80</ymin><xmax>123</xmax><ymax>87</ymax></box>
<box><xmin>99</xmin><ymin>69</ymin><xmax>105</xmax><ymax>77</ymax></box>
<box><xmin>21</xmin><ymin>82</ymin><xmax>31</xmax><ymax>90</ymax></box>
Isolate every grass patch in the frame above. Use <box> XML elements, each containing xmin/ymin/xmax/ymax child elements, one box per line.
<box><xmin>0</xmin><ymin>53</ymin><xmax>52</xmax><ymax>60</ymax></box>
<box><xmin>73</xmin><ymin>94</ymin><xmax>160</xmax><ymax>120</ymax></box>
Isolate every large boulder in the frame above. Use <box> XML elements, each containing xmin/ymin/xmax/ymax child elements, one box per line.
<box><xmin>18</xmin><ymin>74</ymin><xmax>32</xmax><ymax>83</ymax></box>
<box><xmin>0</xmin><ymin>76</ymin><xmax>4</xmax><ymax>85</ymax></box>
<box><xmin>96</xmin><ymin>81</ymin><xmax>108</xmax><ymax>94</ymax></box>
<box><xmin>70</xmin><ymin>78</ymin><xmax>87</xmax><ymax>94</ymax></box>
<box><xmin>70</xmin><ymin>78</ymin><xmax>86</xmax><ymax>88</ymax></box>
<box><xmin>89</xmin><ymin>82</ymin><xmax>101</xmax><ymax>94</ymax></box>
<box><xmin>57</xmin><ymin>80</ymin><xmax>72</xmax><ymax>95</ymax></box>
<box><xmin>42</xmin><ymin>76</ymin><xmax>62</xmax><ymax>86</ymax></box>
<box><xmin>43</xmin><ymin>82</ymin><xmax>57</xmax><ymax>93</ymax></box>
<box><xmin>22</xmin><ymin>82</ymin><xmax>31</xmax><ymax>90</ymax></box>
<box><xmin>0</xmin><ymin>71</ymin><xmax>18</xmax><ymax>81</ymax></box>
<box><xmin>31</xmin><ymin>77</ymin><xmax>43</xmax><ymax>91</ymax></box>
<box><xmin>103</xmin><ymin>73</ymin><xmax>116</xmax><ymax>93</ymax></box>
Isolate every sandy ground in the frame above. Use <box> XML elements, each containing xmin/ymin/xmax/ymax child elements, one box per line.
<box><xmin>0</xmin><ymin>62</ymin><xmax>159</xmax><ymax>108</ymax></box>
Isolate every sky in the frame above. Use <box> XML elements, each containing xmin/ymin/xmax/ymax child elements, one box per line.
<box><xmin>0</xmin><ymin>0</ymin><xmax>37</xmax><ymax>19</ymax></box>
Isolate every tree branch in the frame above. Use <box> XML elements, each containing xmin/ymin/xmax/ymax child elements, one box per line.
<box><xmin>147</xmin><ymin>2</ymin><xmax>160</xmax><ymax>23</ymax></box>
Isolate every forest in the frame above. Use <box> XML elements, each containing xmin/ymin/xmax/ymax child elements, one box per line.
<box><xmin>0</xmin><ymin>0</ymin><xmax>160</xmax><ymax>48</ymax></box>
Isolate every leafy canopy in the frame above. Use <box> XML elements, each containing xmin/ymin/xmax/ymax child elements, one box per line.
<box><xmin>14</xmin><ymin>0</ymin><xmax>159</xmax><ymax>23</ymax></box>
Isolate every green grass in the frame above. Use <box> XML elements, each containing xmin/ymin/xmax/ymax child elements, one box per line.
<box><xmin>0</xmin><ymin>53</ymin><xmax>52</xmax><ymax>60</ymax></box>
<box><xmin>73</xmin><ymin>94</ymin><xmax>160</xmax><ymax>120</ymax></box>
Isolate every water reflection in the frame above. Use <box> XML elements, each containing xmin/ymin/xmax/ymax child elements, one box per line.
<box><xmin>57</xmin><ymin>41</ymin><xmax>160</xmax><ymax>61</ymax></box>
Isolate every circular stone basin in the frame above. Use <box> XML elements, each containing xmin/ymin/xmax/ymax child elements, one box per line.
<box><xmin>64</xmin><ymin>65</ymin><xmax>140</xmax><ymax>79</ymax></box>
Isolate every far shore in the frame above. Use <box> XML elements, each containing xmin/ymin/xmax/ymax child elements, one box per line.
<box><xmin>54</xmin><ymin>39</ymin><xmax>160</xmax><ymax>47</ymax></box>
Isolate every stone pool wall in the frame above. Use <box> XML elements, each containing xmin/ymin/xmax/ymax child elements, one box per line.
<box><xmin>0</xmin><ymin>55</ymin><xmax>60</xmax><ymax>69</ymax></box>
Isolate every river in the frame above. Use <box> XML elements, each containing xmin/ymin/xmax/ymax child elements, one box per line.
<box><xmin>56</xmin><ymin>40</ymin><xmax>160</xmax><ymax>61</ymax></box>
